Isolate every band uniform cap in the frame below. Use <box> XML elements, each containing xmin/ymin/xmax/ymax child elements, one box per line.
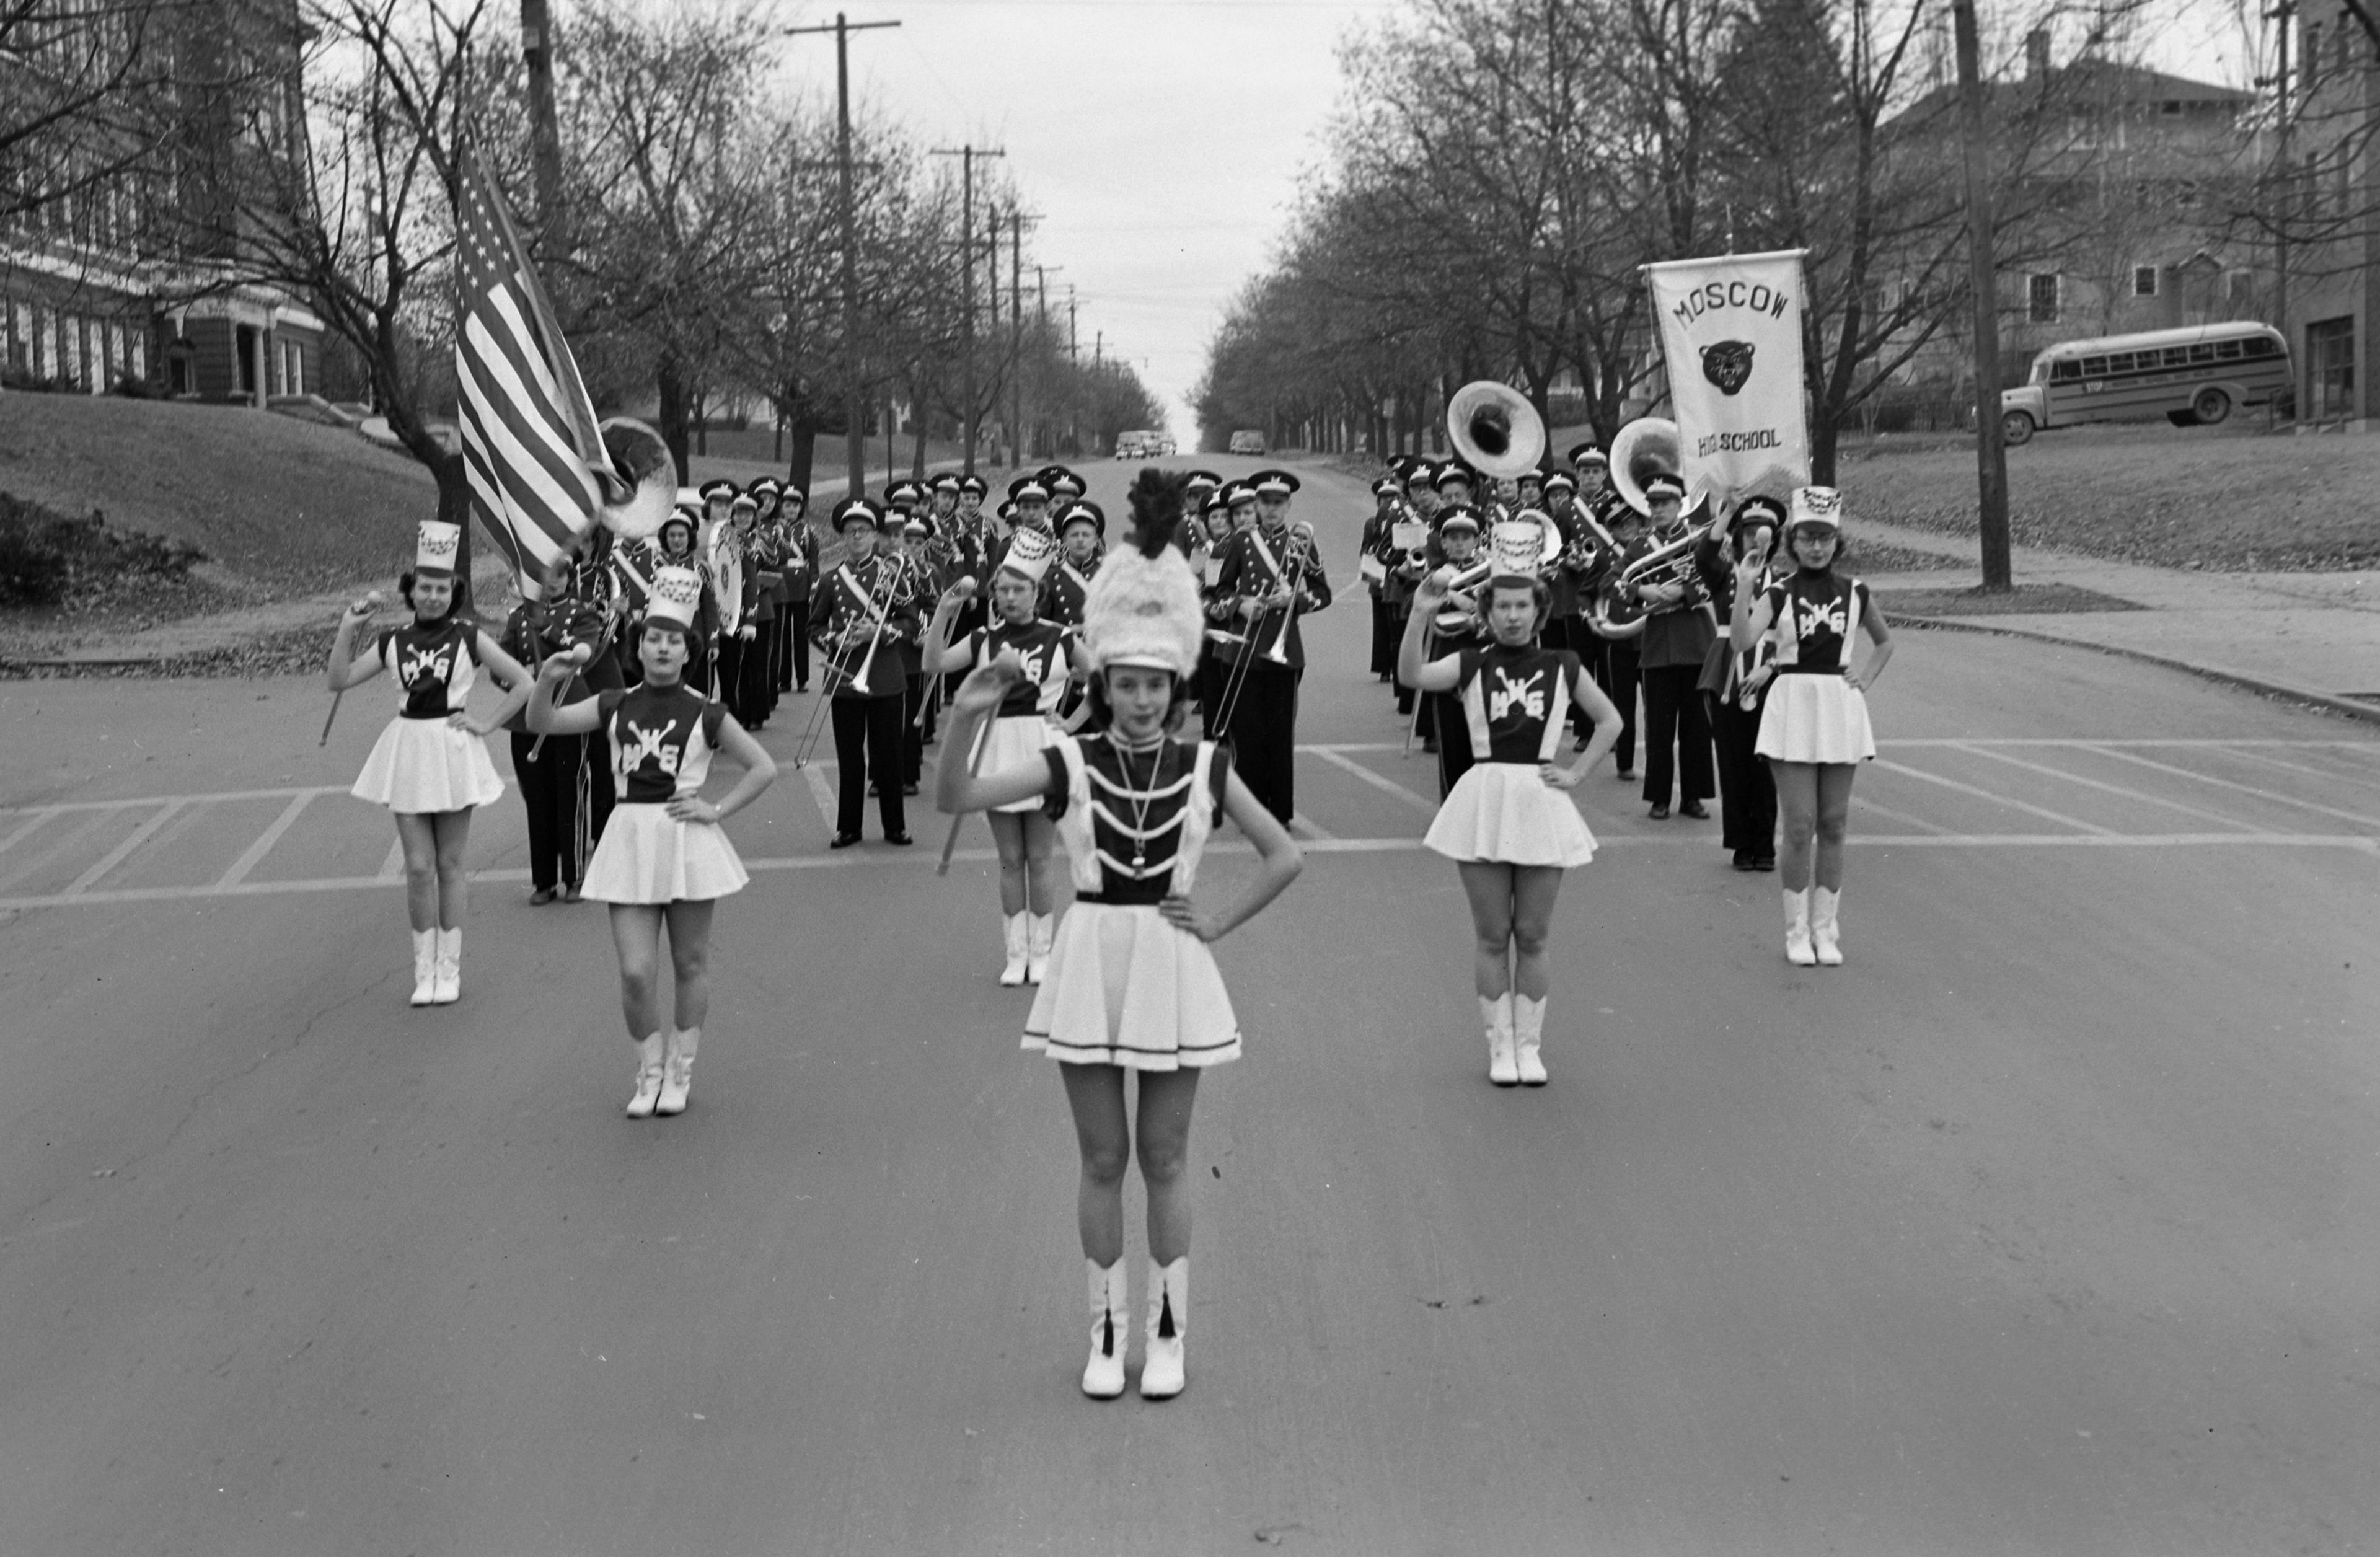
<box><xmin>661</xmin><ymin>505</ymin><xmax>700</xmax><ymax>541</ymax></box>
<box><xmin>748</xmin><ymin>477</ymin><xmax>782</xmax><ymax>500</ymax></box>
<box><xmin>1038</xmin><ymin>465</ymin><xmax>1085</xmax><ymax>496</ymax></box>
<box><xmin>998</xmin><ymin>523</ymin><xmax>1058</xmax><ymax>584</ymax></box>
<box><xmin>647</xmin><ymin>565</ymin><xmax>703</xmax><ymax>630</ymax></box>
<box><xmin>1567</xmin><ymin>442</ymin><xmax>1608</xmax><ymax>467</ymax></box>
<box><xmin>931</xmin><ymin>472</ymin><xmax>961</xmax><ymax>493</ymax></box>
<box><xmin>1371</xmin><ymin>475</ymin><xmax>1403</xmax><ymax>497</ymax></box>
<box><xmin>1202</xmin><ymin>488</ymin><xmax>1234</xmax><ymax>514</ymax></box>
<box><xmin>884</xmin><ymin>480</ymin><xmax>924</xmax><ymax>508</ymax></box>
<box><xmin>699</xmin><ymin>479</ymin><xmax>738</xmax><ymax>502</ymax></box>
<box><xmin>1542</xmin><ymin>470</ymin><xmax>1577</xmax><ymax>494</ymax></box>
<box><xmin>1060</xmin><ymin>501</ymin><xmax>1105</xmax><ymax>536</ymax></box>
<box><xmin>832</xmin><ymin>496</ymin><xmax>883</xmax><ymax>532</ymax></box>
<box><xmin>1223</xmin><ymin>481</ymin><xmax>1258</xmax><ymax>508</ymax></box>
<box><xmin>1435</xmin><ymin>505</ymin><xmax>1481</xmax><ymax>536</ymax></box>
<box><xmin>958</xmin><ymin>474</ymin><xmax>989</xmax><ymax>498</ymax></box>
<box><xmin>414</xmin><ymin>518</ymin><xmax>462</xmax><ymax>575</ymax></box>
<box><xmin>996</xmin><ymin>499</ymin><xmax>1018</xmax><ymax>521</ymax></box>
<box><xmin>780</xmin><ymin>485</ymin><xmax>808</xmax><ymax>508</ymax></box>
<box><xmin>1789</xmin><ymin>485</ymin><xmax>1844</xmax><ymax>529</ymax></box>
<box><xmin>1642</xmin><ymin>471</ymin><xmax>1687</xmax><ymax>502</ymax></box>
<box><xmin>729</xmin><ymin>492</ymin><xmax>758</xmax><ymax>513</ymax></box>
<box><xmin>901</xmin><ymin>514</ymin><xmax>932</xmax><ymax>538</ymax></box>
<box><xmin>1250</xmin><ymin>469</ymin><xmax>1301</xmax><ymax>497</ymax></box>
<box><xmin>1007</xmin><ymin>474</ymin><xmax>1051</xmax><ymax>503</ymax></box>
<box><xmin>1735</xmin><ymin>493</ymin><xmax>1789</xmax><ymax>528</ymax></box>
<box><xmin>1386</xmin><ymin>454</ymin><xmax>1420</xmax><ymax>481</ymax></box>
<box><xmin>1433</xmin><ymin>461</ymin><xmax>1476</xmax><ymax>491</ymax></box>
<box><xmin>1488</xmin><ymin>519</ymin><xmax>1545</xmax><ymax>583</ymax></box>
<box><xmin>1183</xmin><ymin>469</ymin><xmax>1222</xmax><ymax>490</ymax></box>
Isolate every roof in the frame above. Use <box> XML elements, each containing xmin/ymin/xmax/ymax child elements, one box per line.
<box><xmin>1891</xmin><ymin>57</ymin><xmax>2252</xmax><ymax>130</ymax></box>
<box><xmin>2026</xmin><ymin>321</ymin><xmax>2283</xmax><ymax>359</ymax></box>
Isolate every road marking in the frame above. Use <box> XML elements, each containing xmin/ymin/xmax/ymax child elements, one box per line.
<box><xmin>1851</xmin><ymin>796</ymin><xmax>1950</xmax><ymax>833</ymax></box>
<box><xmin>62</xmin><ymin>800</ymin><xmax>187</xmax><ymax>896</ymax></box>
<box><xmin>1949</xmin><ymin>741</ymin><xmax>2267</xmax><ymax>832</ymax></box>
<box><xmin>214</xmin><ymin>791</ymin><xmax>317</xmax><ymax>889</ymax></box>
<box><xmin>0</xmin><ymin>783</ymin><xmax>343</xmax><ymax>818</ymax></box>
<box><xmin>2220</xmin><ymin>744</ymin><xmax>2380</xmax><ymax>795</ymax></box>
<box><xmin>1305</xmin><ymin>746</ymin><xmax>1438</xmax><ymax>814</ymax></box>
<box><xmin>1872</xmin><ymin>759</ymin><xmax>2114</xmax><ymax>834</ymax></box>
<box><xmin>1875</xmin><ymin>739</ymin><xmax>2380</xmax><ymax>749</ymax></box>
<box><xmin>803</xmin><ymin>766</ymin><xmax>838</xmax><ymax>829</ymax></box>
<box><xmin>377</xmin><ymin>839</ymin><xmax>405</xmax><ymax>881</ymax></box>
<box><xmin>1289</xmin><ymin>813</ymin><xmax>1338</xmax><ymax>842</ymax></box>
<box><xmin>2083</xmin><ymin>745</ymin><xmax>2380</xmax><ymax>828</ymax></box>
<box><xmin>4</xmin><ymin>831</ymin><xmax>2371</xmax><ymax>912</ymax></box>
<box><xmin>0</xmin><ymin>807</ymin><xmax>56</xmax><ymax>856</ymax></box>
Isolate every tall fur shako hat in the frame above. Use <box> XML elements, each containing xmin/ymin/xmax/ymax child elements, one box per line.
<box><xmin>646</xmin><ymin>565</ymin><xmax>703</xmax><ymax>630</ymax></box>
<box><xmin>1081</xmin><ymin>469</ymin><xmax>1205</xmax><ymax>676</ymax></box>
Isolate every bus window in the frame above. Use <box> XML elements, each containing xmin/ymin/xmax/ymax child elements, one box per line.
<box><xmin>2216</xmin><ymin>340</ymin><xmax>2241</xmax><ymax>359</ymax></box>
<box><xmin>2032</xmin><ymin>359</ymin><xmax>2051</xmax><ymax>384</ymax></box>
<box><xmin>2162</xmin><ymin>348</ymin><xmax>2190</xmax><ymax>367</ymax></box>
<box><xmin>2243</xmin><ymin>336</ymin><xmax>2278</xmax><ymax>358</ymax></box>
<box><xmin>2082</xmin><ymin>356</ymin><xmax>2109</xmax><ymax>375</ymax></box>
<box><xmin>2107</xmin><ymin>353</ymin><xmax>2135</xmax><ymax>373</ymax></box>
<box><xmin>2189</xmin><ymin>343</ymin><xmax>2215</xmax><ymax>363</ymax></box>
<box><xmin>2052</xmin><ymin>360</ymin><xmax>2082</xmax><ymax>381</ymax></box>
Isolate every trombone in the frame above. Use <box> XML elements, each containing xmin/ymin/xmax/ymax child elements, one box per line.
<box><xmin>792</xmin><ymin>547</ymin><xmax>910</xmax><ymax>769</ymax></box>
<box><xmin>1210</xmin><ymin>520</ymin><xmax>1316</xmax><ymax>739</ymax></box>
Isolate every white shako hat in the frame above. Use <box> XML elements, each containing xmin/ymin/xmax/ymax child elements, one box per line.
<box><xmin>1789</xmin><ymin>485</ymin><xmax>1844</xmax><ymax>530</ymax></box>
<box><xmin>415</xmin><ymin>518</ymin><xmax>462</xmax><ymax>576</ymax></box>
<box><xmin>997</xmin><ymin>522</ymin><xmax>1058</xmax><ymax>584</ymax></box>
<box><xmin>1488</xmin><ymin>518</ymin><xmax>1545</xmax><ymax>584</ymax></box>
<box><xmin>1082</xmin><ymin>544</ymin><xmax>1204</xmax><ymax>676</ymax></box>
<box><xmin>646</xmin><ymin>565</ymin><xmax>703</xmax><ymax>630</ymax></box>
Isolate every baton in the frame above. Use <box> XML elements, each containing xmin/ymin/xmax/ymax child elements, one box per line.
<box><xmin>319</xmin><ymin>591</ymin><xmax>385</xmax><ymax>746</ymax></box>
<box><xmin>935</xmin><ymin>713</ymin><xmax>997</xmax><ymax>876</ymax></box>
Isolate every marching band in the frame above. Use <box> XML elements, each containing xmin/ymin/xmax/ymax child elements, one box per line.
<box><xmin>324</xmin><ymin>375</ymin><xmax>1895</xmax><ymax>1400</ymax></box>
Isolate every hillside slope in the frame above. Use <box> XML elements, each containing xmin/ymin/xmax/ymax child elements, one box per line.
<box><xmin>0</xmin><ymin>394</ymin><xmax>439</xmax><ymax>597</ymax></box>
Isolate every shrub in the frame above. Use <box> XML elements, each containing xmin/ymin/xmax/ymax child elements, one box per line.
<box><xmin>0</xmin><ymin>492</ymin><xmax>208</xmax><ymax>606</ymax></box>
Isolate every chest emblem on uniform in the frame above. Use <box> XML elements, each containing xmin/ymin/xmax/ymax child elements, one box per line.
<box><xmin>1702</xmin><ymin>340</ymin><xmax>1755</xmax><ymax>396</ymax></box>
<box><xmin>1795</xmin><ymin>595</ymin><xmax>1848</xmax><ymax>638</ymax></box>
<box><xmin>625</xmin><ymin>718</ymin><xmax>682</xmax><ymax>773</ymax></box>
<box><xmin>1489</xmin><ymin>666</ymin><xmax>1549</xmax><ymax>723</ymax></box>
<box><xmin>402</xmin><ymin>643</ymin><xmax>454</xmax><ymax>684</ymax></box>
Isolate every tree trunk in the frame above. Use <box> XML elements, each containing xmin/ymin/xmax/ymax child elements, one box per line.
<box><xmin>656</xmin><ymin>355</ymin><xmax>694</xmax><ymax>485</ymax></box>
<box><xmin>1810</xmin><ymin>413</ymin><xmax>1840</xmax><ymax>485</ymax></box>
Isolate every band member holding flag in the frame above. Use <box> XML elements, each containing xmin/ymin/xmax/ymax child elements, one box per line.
<box><xmin>1399</xmin><ymin>521</ymin><xmax>1621</xmax><ymax>1087</ymax></box>
<box><xmin>936</xmin><ymin>469</ymin><xmax>1302</xmax><ymax>1403</ymax></box>
<box><xmin>529</xmin><ymin>565</ymin><xmax>777</xmax><ymax>1119</ymax></box>
<box><xmin>922</xmin><ymin>524</ymin><xmax>1078</xmax><ymax>985</ymax></box>
<box><xmin>330</xmin><ymin>519</ymin><xmax>535</xmax><ymax>1008</ymax></box>
<box><xmin>1731</xmin><ymin>487</ymin><xmax>1891</xmax><ymax>967</ymax></box>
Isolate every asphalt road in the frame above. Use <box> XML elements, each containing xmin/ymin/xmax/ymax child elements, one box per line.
<box><xmin>1</xmin><ymin>456</ymin><xmax>2375</xmax><ymax>1556</ymax></box>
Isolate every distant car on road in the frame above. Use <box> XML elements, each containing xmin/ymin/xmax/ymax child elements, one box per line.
<box><xmin>1999</xmin><ymin>322</ymin><xmax>2290</xmax><ymax>446</ymax></box>
<box><xmin>1114</xmin><ymin>430</ymin><xmax>1165</xmax><ymax>460</ymax></box>
<box><xmin>1228</xmin><ymin>429</ymin><xmax>1266</xmax><ymax>456</ymax></box>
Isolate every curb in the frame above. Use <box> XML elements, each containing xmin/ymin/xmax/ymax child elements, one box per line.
<box><xmin>1893</xmin><ymin>612</ymin><xmax>2380</xmax><ymax>726</ymax></box>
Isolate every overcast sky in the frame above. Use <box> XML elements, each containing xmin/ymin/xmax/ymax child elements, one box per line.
<box><xmin>762</xmin><ymin>0</ymin><xmax>2257</xmax><ymax>440</ymax></box>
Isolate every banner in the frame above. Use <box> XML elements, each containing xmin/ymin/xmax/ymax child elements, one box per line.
<box><xmin>1641</xmin><ymin>249</ymin><xmax>1811</xmax><ymax>512</ymax></box>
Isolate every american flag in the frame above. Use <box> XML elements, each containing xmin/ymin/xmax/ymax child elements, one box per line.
<box><xmin>453</xmin><ymin>147</ymin><xmax>604</xmax><ymax>602</ymax></box>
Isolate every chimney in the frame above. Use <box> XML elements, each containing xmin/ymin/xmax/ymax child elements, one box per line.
<box><xmin>2027</xmin><ymin>28</ymin><xmax>2052</xmax><ymax>80</ymax></box>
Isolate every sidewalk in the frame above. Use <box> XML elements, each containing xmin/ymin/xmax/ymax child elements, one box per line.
<box><xmin>1856</xmin><ymin>517</ymin><xmax>2380</xmax><ymax>723</ymax></box>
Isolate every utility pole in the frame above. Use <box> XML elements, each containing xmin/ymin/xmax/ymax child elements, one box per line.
<box><xmin>786</xmin><ymin>12</ymin><xmax>901</xmax><ymax>505</ymax></box>
<box><xmin>1033</xmin><ymin>265</ymin><xmax>1061</xmax><ymax>461</ymax></box>
<box><xmin>987</xmin><ymin>205</ymin><xmax>1000</xmax><ymax>462</ymax></box>
<box><xmin>1009</xmin><ymin>214</ymin><xmax>1024</xmax><ymax>469</ymax></box>
<box><xmin>2266</xmin><ymin>0</ymin><xmax>2294</xmax><ymax>387</ymax></box>
<box><xmin>930</xmin><ymin>144</ymin><xmax>1005</xmax><ymax>476</ymax></box>
<box><xmin>519</xmin><ymin>0</ymin><xmax>565</xmax><ymax>240</ymax></box>
<box><xmin>1953</xmin><ymin>0</ymin><xmax>2011</xmax><ymax>592</ymax></box>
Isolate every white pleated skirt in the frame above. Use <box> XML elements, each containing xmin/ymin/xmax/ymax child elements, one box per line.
<box><xmin>1023</xmin><ymin>902</ymin><xmax>1241</xmax><ymax>1071</ymax></box>
<box><xmin>351</xmin><ymin>717</ymin><xmax>506</xmax><ymax>814</ymax></box>
<box><xmin>580</xmin><ymin>801</ymin><xmax>750</xmax><ymax>904</ymax></box>
<box><xmin>1424</xmin><ymin>762</ymin><xmax>1597</xmax><ymax>869</ymax></box>
<box><xmin>1755</xmin><ymin>674</ymin><xmax>1875</xmax><ymax>765</ymax></box>
<box><xmin>979</xmin><ymin>714</ymin><xmax>1056</xmax><ymax>813</ymax></box>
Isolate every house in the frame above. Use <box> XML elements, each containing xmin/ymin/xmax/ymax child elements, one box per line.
<box><xmin>2286</xmin><ymin>6</ymin><xmax>2380</xmax><ymax>428</ymax></box>
<box><xmin>0</xmin><ymin>0</ymin><xmax>323</xmax><ymax>406</ymax></box>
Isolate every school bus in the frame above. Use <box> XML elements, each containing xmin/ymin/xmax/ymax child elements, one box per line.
<box><xmin>1998</xmin><ymin>322</ymin><xmax>2291</xmax><ymax>446</ymax></box>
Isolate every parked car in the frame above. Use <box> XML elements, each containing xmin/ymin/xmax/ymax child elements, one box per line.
<box><xmin>1114</xmin><ymin>430</ymin><xmax>1163</xmax><ymax>459</ymax></box>
<box><xmin>1228</xmin><ymin>429</ymin><xmax>1266</xmax><ymax>456</ymax></box>
<box><xmin>1999</xmin><ymin>322</ymin><xmax>2291</xmax><ymax>446</ymax></box>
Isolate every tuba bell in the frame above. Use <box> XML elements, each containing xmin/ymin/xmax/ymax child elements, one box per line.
<box><xmin>1607</xmin><ymin>417</ymin><xmax>1706</xmax><ymax>518</ymax></box>
<box><xmin>1446</xmin><ymin>381</ymin><xmax>1547</xmax><ymax>480</ymax></box>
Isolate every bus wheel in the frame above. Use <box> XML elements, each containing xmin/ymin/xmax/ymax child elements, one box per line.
<box><xmin>2000</xmin><ymin>410</ymin><xmax>2036</xmax><ymax>446</ymax></box>
<box><xmin>2192</xmin><ymin>388</ymin><xmax>2232</xmax><ymax>425</ymax></box>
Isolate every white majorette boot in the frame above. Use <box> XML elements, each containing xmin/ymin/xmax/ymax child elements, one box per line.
<box><xmin>408</xmin><ymin>928</ymin><xmax>437</xmax><ymax>1007</ymax></box>
<box><xmin>1783</xmin><ymin>888</ymin><xmax>1817</xmax><ymax>967</ymax></box>
<box><xmin>999</xmin><ymin>912</ymin><xmax>1029</xmax><ymax>987</ymax></box>
<box><xmin>656</xmin><ymin>1026</ymin><xmax>699</xmax><ymax>1116</ymax></box>
<box><xmin>1513</xmin><ymin>994</ymin><xmax>1548</xmax><ymax>1087</ymax></box>
<box><xmin>1026</xmin><ymin>912</ymin><xmax>1056</xmax><ymax>986</ymax></box>
<box><xmin>431</xmin><ymin>926</ymin><xmax>461</xmax><ymax>1005</ymax></box>
<box><xmin>625</xmin><ymin>1032</ymin><xmax>666</xmax><ymax>1119</ymax></box>
<box><xmin>1082</xmin><ymin>1258</ymin><xmax>1128</xmax><ymax>1400</ymax></box>
<box><xmin>1139</xmin><ymin>1256</ymin><xmax>1188</xmax><ymax>1400</ymax></box>
<box><xmin>1810</xmin><ymin>886</ymin><xmax>1844</xmax><ymax>966</ymax></box>
<box><xmin>1481</xmin><ymin>992</ymin><xmax>1518</xmax><ymax>1087</ymax></box>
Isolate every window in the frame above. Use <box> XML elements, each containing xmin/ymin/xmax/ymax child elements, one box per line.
<box><xmin>2163</xmin><ymin>347</ymin><xmax>2191</xmax><ymax>368</ymax></box>
<box><xmin>2227</xmin><ymin>269</ymin><xmax>2255</xmax><ymax>303</ymax></box>
<box><xmin>2134</xmin><ymin>266</ymin><xmax>2160</xmax><ymax>298</ymax></box>
<box><xmin>2052</xmin><ymin>359</ymin><xmax>2082</xmax><ymax>381</ymax></box>
<box><xmin>2190</xmin><ymin>343</ymin><xmax>2216</xmax><ymax>363</ymax></box>
<box><xmin>2244</xmin><ymin>335</ymin><xmax>2280</xmax><ymax>358</ymax></box>
<box><xmin>2216</xmin><ymin>340</ymin><xmax>2242</xmax><ymax>359</ymax></box>
<box><xmin>2307</xmin><ymin>315</ymin><xmax>2354</xmax><ymax>419</ymax></box>
<box><xmin>2028</xmin><ymin>273</ymin><xmax>2060</xmax><ymax>323</ymax></box>
<box><xmin>2081</xmin><ymin>356</ymin><xmax>2109</xmax><ymax>375</ymax></box>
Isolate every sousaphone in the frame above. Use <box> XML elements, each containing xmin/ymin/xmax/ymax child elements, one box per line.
<box><xmin>1446</xmin><ymin>380</ymin><xmax>1546</xmax><ymax>481</ymax></box>
<box><xmin>1607</xmin><ymin>417</ymin><xmax>1706</xmax><ymax>518</ymax></box>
